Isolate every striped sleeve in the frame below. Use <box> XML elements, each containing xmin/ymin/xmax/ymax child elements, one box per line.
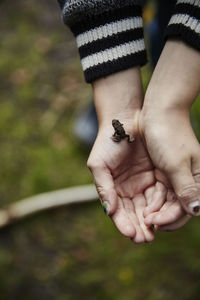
<box><xmin>165</xmin><ymin>0</ymin><xmax>200</xmax><ymax>50</ymax></box>
<box><xmin>58</xmin><ymin>1</ymin><xmax>146</xmax><ymax>83</ymax></box>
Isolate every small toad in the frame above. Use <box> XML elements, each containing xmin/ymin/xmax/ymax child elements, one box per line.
<box><xmin>111</xmin><ymin>119</ymin><xmax>134</xmax><ymax>143</ymax></box>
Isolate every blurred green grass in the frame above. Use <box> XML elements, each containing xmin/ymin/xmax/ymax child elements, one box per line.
<box><xmin>0</xmin><ymin>1</ymin><xmax>200</xmax><ymax>299</ymax></box>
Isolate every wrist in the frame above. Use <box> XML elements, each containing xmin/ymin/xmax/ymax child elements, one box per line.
<box><xmin>92</xmin><ymin>67</ymin><xmax>143</xmax><ymax>126</ymax></box>
<box><xmin>143</xmin><ymin>39</ymin><xmax>200</xmax><ymax>113</ymax></box>
<box><xmin>97</xmin><ymin>109</ymin><xmax>141</xmax><ymax>144</ymax></box>
<box><xmin>140</xmin><ymin>97</ymin><xmax>192</xmax><ymax>147</ymax></box>
<box><xmin>143</xmin><ymin>90</ymin><xmax>192</xmax><ymax>115</ymax></box>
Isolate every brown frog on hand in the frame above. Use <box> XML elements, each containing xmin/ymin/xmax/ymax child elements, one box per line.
<box><xmin>111</xmin><ymin>119</ymin><xmax>134</xmax><ymax>143</ymax></box>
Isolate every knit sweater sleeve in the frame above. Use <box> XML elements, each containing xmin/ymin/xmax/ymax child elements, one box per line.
<box><xmin>165</xmin><ymin>0</ymin><xmax>200</xmax><ymax>50</ymax></box>
<box><xmin>57</xmin><ymin>1</ymin><xmax>146</xmax><ymax>83</ymax></box>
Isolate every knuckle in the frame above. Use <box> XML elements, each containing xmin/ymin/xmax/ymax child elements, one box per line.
<box><xmin>86</xmin><ymin>158</ymin><xmax>100</xmax><ymax>171</ymax></box>
<box><xmin>178</xmin><ymin>184</ymin><xmax>199</xmax><ymax>199</ymax></box>
<box><xmin>86</xmin><ymin>158</ymin><xmax>92</xmax><ymax>170</ymax></box>
<box><xmin>96</xmin><ymin>186</ymin><xmax>107</xmax><ymax>200</ymax></box>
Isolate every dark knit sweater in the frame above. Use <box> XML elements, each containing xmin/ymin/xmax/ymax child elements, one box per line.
<box><xmin>57</xmin><ymin>0</ymin><xmax>200</xmax><ymax>83</ymax></box>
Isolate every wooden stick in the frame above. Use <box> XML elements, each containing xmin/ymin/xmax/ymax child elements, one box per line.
<box><xmin>0</xmin><ymin>184</ymin><xmax>98</xmax><ymax>228</ymax></box>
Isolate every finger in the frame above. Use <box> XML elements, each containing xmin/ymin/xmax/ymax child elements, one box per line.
<box><xmin>122</xmin><ymin>197</ymin><xmax>145</xmax><ymax>241</ymax></box>
<box><xmin>192</xmin><ymin>152</ymin><xmax>200</xmax><ymax>215</ymax></box>
<box><xmin>143</xmin><ymin>182</ymin><xmax>167</xmax><ymax>217</ymax></box>
<box><xmin>155</xmin><ymin>214</ymin><xmax>191</xmax><ymax>231</ymax></box>
<box><xmin>168</xmin><ymin>165</ymin><xmax>200</xmax><ymax>216</ymax></box>
<box><xmin>194</xmin><ymin>174</ymin><xmax>200</xmax><ymax>184</ymax></box>
<box><xmin>130</xmin><ymin>195</ymin><xmax>146</xmax><ymax>244</ymax></box>
<box><xmin>155</xmin><ymin>169</ymin><xmax>171</xmax><ymax>188</ymax></box>
<box><xmin>144</xmin><ymin>189</ymin><xmax>177</xmax><ymax>226</ymax></box>
<box><xmin>89</xmin><ymin>164</ymin><xmax>118</xmax><ymax>215</ymax></box>
<box><xmin>144</xmin><ymin>190</ymin><xmax>177</xmax><ymax>226</ymax></box>
<box><xmin>145</xmin><ymin>200</ymin><xmax>184</xmax><ymax>226</ymax></box>
<box><xmin>112</xmin><ymin>197</ymin><xmax>136</xmax><ymax>238</ymax></box>
<box><xmin>192</xmin><ymin>152</ymin><xmax>200</xmax><ymax>184</ymax></box>
<box><xmin>144</xmin><ymin>185</ymin><xmax>155</xmax><ymax>206</ymax></box>
<box><xmin>133</xmin><ymin>194</ymin><xmax>154</xmax><ymax>243</ymax></box>
<box><xmin>192</xmin><ymin>147</ymin><xmax>200</xmax><ymax>173</ymax></box>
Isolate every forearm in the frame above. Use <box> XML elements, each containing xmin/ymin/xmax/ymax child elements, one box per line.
<box><xmin>92</xmin><ymin>67</ymin><xmax>143</xmax><ymax>135</ymax></box>
<box><xmin>144</xmin><ymin>39</ymin><xmax>200</xmax><ymax>112</ymax></box>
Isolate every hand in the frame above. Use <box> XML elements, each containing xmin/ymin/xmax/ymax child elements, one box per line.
<box><xmin>141</xmin><ymin>39</ymin><xmax>200</xmax><ymax>216</ymax></box>
<box><xmin>87</xmin><ymin>118</ymin><xmax>155</xmax><ymax>243</ymax></box>
<box><xmin>89</xmin><ymin>68</ymin><xmax>157</xmax><ymax>243</ymax></box>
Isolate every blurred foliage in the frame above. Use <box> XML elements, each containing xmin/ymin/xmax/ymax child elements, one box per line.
<box><xmin>0</xmin><ymin>0</ymin><xmax>199</xmax><ymax>299</ymax></box>
<box><xmin>191</xmin><ymin>97</ymin><xmax>200</xmax><ymax>141</ymax></box>
<box><xmin>0</xmin><ymin>0</ymin><xmax>92</xmax><ymax>206</ymax></box>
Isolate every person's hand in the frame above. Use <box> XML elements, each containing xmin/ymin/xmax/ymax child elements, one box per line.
<box><xmin>88</xmin><ymin>118</ymin><xmax>156</xmax><ymax>243</ymax></box>
<box><xmin>141</xmin><ymin>39</ymin><xmax>200</xmax><ymax>216</ymax></box>
<box><xmin>88</xmin><ymin>67</ymin><xmax>157</xmax><ymax>243</ymax></box>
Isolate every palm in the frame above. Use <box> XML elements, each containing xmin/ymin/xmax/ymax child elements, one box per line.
<box><xmin>88</xmin><ymin>127</ymin><xmax>156</xmax><ymax>243</ymax></box>
<box><xmin>111</xmin><ymin>136</ymin><xmax>154</xmax><ymax>197</ymax></box>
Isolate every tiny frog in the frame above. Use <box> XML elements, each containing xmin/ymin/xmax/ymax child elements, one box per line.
<box><xmin>111</xmin><ymin>119</ymin><xmax>134</xmax><ymax>143</ymax></box>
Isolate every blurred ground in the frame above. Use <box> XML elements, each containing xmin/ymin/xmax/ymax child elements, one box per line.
<box><xmin>0</xmin><ymin>1</ymin><xmax>200</xmax><ymax>299</ymax></box>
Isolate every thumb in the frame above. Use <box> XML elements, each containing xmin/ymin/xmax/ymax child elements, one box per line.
<box><xmin>88</xmin><ymin>163</ymin><xmax>118</xmax><ymax>215</ymax></box>
<box><xmin>168</xmin><ymin>167</ymin><xmax>200</xmax><ymax>216</ymax></box>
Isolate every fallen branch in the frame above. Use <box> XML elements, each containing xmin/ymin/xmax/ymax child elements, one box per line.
<box><xmin>0</xmin><ymin>184</ymin><xmax>98</xmax><ymax>229</ymax></box>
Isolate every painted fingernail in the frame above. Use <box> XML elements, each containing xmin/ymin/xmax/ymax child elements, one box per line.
<box><xmin>189</xmin><ymin>201</ymin><xmax>200</xmax><ymax>216</ymax></box>
<box><xmin>102</xmin><ymin>201</ymin><xmax>110</xmax><ymax>215</ymax></box>
<box><xmin>193</xmin><ymin>206</ymin><xmax>200</xmax><ymax>213</ymax></box>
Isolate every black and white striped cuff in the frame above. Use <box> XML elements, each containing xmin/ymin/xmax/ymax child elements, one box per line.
<box><xmin>70</xmin><ymin>6</ymin><xmax>147</xmax><ymax>83</ymax></box>
<box><xmin>165</xmin><ymin>0</ymin><xmax>200</xmax><ymax>50</ymax></box>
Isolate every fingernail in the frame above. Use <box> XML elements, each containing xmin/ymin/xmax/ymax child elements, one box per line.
<box><xmin>188</xmin><ymin>201</ymin><xmax>200</xmax><ymax>216</ymax></box>
<box><xmin>102</xmin><ymin>201</ymin><xmax>110</xmax><ymax>215</ymax></box>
